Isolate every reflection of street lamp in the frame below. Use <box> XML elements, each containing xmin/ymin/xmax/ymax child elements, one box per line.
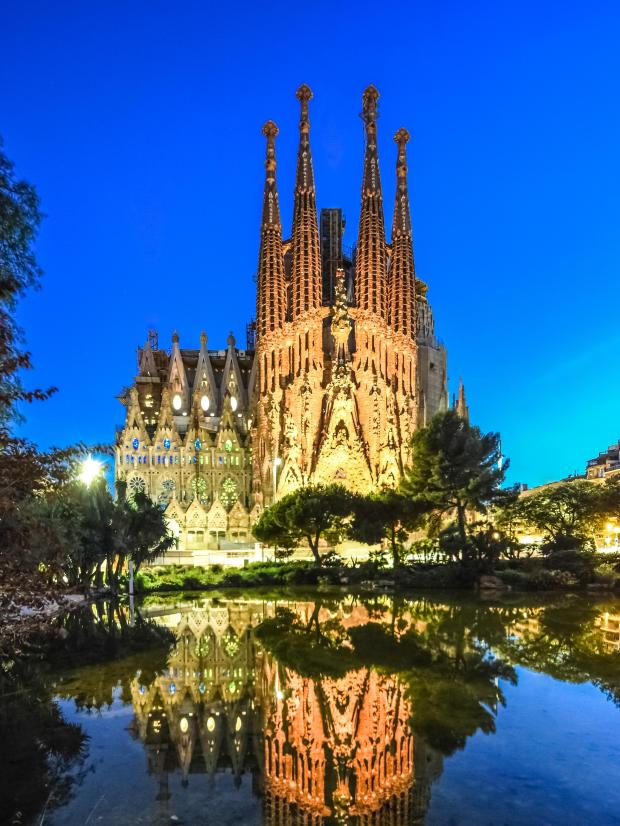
<box><xmin>78</xmin><ymin>455</ymin><xmax>102</xmax><ymax>487</ymax></box>
<box><xmin>272</xmin><ymin>457</ymin><xmax>282</xmax><ymax>502</ymax></box>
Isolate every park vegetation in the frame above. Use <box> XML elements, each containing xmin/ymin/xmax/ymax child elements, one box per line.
<box><xmin>0</xmin><ymin>137</ymin><xmax>173</xmax><ymax>638</ymax></box>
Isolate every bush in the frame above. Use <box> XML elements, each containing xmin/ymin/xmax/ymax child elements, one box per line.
<box><xmin>544</xmin><ymin>549</ymin><xmax>597</xmax><ymax>583</ymax></box>
<box><xmin>499</xmin><ymin>568</ymin><xmax>530</xmax><ymax>589</ymax></box>
<box><xmin>526</xmin><ymin>569</ymin><xmax>579</xmax><ymax>590</ymax></box>
<box><xmin>396</xmin><ymin>564</ymin><xmax>472</xmax><ymax>589</ymax></box>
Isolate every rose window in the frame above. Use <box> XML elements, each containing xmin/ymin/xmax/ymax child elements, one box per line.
<box><xmin>221</xmin><ymin>477</ymin><xmax>238</xmax><ymax>509</ymax></box>
<box><xmin>128</xmin><ymin>476</ymin><xmax>146</xmax><ymax>498</ymax></box>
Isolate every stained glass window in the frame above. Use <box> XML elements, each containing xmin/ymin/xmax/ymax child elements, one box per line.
<box><xmin>221</xmin><ymin>477</ymin><xmax>238</xmax><ymax>509</ymax></box>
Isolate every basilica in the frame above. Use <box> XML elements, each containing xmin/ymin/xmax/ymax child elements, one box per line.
<box><xmin>115</xmin><ymin>86</ymin><xmax>449</xmax><ymax>557</ymax></box>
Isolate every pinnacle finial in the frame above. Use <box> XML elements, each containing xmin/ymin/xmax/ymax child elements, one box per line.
<box><xmin>172</xmin><ymin>330</ymin><xmax>180</xmax><ymax>345</ymax></box>
<box><xmin>361</xmin><ymin>85</ymin><xmax>380</xmax><ymax>125</ymax></box>
<box><xmin>200</xmin><ymin>330</ymin><xmax>207</xmax><ymax>347</ymax></box>
<box><xmin>296</xmin><ymin>84</ymin><xmax>313</xmax><ymax>104</ymax></box>
<box><xmin>296</xmin><ymin>84</ymin><xmax>313</xmax><ymax>133</ymax></box>
<box><xmin>394</xmin><ymin>127</ymin><xmax>410</xmax><ymax>146</ymax></box>
<box><xmin>227</xmin><ymin>331</ymin><xmax>236</xmax><ymax>348</ymax></box>
<box><xmin>262</xmin><ymin>120</ymin><xmax>279</xmax><ymax>140</ymax></box>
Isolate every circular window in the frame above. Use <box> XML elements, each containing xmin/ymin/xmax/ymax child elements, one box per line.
<box><xmin>158</xmin><ymin>479</ymin><xmax>175</xmax><ymax>505</ymax></box>
<box><xmin>132</xmin><ymin>438</ymin><xmax>139</xmax><ymax>450</ymax></box>
<box><xmin>221</xmin><ymin>477</ymin><xmax>238</xmax><ymax>509</ymax></box>
<box><xmin>172</xmin><ymin>393</ymin><xmax>182</xmax><ymax>411</ymax></box>
<box><xmin>224</xmin><ymin>439</ymin><xmax>233</xmax><ymax>453</ymax></box>
<box><xmin>179</xmin><ymin>717</ymin><xmax>189</xmax><ymax>734</ymax></box>
<box><xmin>191</xmin><ymin>477</ymin><xmax>207</xmax><ymax>496</ymax></box>
<box><xmin>195</xmin><ymin>438</ymin><xmax>201</xmax><ymax>451</ymax></box>
<box><xmin>163</xmin><ymin>438</ymin><xmax>171</xmax><ymax>450</ymax></box>
<box><xmin>128</xmin><ymin>476</ymin><xmax>146</xmax><ymax>498</ymax></box>
<box><xmin>200</xmin><ymin>394</ymin><xmax>210</xmax><ymax>412</ymax></box>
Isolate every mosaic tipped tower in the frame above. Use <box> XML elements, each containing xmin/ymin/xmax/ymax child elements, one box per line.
<box><xmin>252</xmin><ymin>85</ymin><xmax>448</xmax><ymax>503</ymax></box>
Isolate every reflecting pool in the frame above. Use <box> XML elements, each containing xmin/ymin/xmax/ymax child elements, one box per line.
<box><xmin>1</xmin><ymin>592</ymin><xmax>620</xmax><ymax>825</ymax></box>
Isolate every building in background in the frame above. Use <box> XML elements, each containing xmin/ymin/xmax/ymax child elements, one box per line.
<box><xmin>586</xmin><ymin>437</ymin><xmax>620</xmax><ymax>480</ymax></box>
<box><xmin>115</xmin><ymin>86</ymin><xmax>450</xmax><ymax>555</ymax></box>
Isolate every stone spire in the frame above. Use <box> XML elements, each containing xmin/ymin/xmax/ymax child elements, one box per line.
<box><xmin>355</xmin><ymin>85</ymin><xmax>387</xmax><ymax>319</ymax></box>
<box><xmin>256</xmin><ymin>120</ymin><xmax>287</xmax><ymax>340</ymax></box>
<box><xmin>291</xmin><ymin>84</ymin><xmax>321</xmax><ymax>318</ymax></box>
<box><xmin>389</xmin><ymin>127</ymin><xmax>416</xmax><ymax>338</ymax></box>
<box><xmin>455</xmin><ymin>378</ymin><xmax>469</xmax><ymax>422</ymax></box>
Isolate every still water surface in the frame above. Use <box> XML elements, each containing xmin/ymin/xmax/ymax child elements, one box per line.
<box><xmin>2</xmin><ymin>591</ymin><xmax>620</xmax><ymax>825</ymax></box>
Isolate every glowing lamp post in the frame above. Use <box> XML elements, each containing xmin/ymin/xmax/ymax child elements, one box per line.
<box><xmin>78</xmin><ymin>455</ymin><xmax>102</xmax><ymax>487</ymax></box>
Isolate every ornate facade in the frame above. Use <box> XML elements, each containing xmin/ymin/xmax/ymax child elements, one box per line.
<box><xmin>252</xmin><ymin>85</ymin><xmax>447</xmax><ymax>504</ymax></box>
<box><xmin>115</xmin><ymin>331</ymin><xmax>257</xmax><ymax>550</ymax></box>
<box><xmin>115</xmin><ymin>85</ymin><xmax>448</xmax><ymax>546</ymax></box>
<box><xmin>130</xmin><ymin>598</ymin><xmax>443</xmax><ymax>823</ymax></box>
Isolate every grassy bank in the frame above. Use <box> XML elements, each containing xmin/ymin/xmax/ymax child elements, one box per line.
<box><xmin>134</xmin><ymin>552</ymin><xmax>620</xmax><ymax>594</ymax></box>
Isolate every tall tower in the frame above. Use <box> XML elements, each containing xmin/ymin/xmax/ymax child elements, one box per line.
<box><xmin>256</xmin><ymin>120</ymin><xmax>287</xmax><ymax>343</ymax></box>
<box><xmin>355</xmin><ymin>85</ymin><xmax>388</xmax><ymax>324</ymax></box>
<box><xmin>253</xmin><ymin>120</ymin><xmax>287</xmax><ymax>504</ymax></box>
<box><xmin>291</xmin><ymin>84</ymin><xmax>321</xmax><ymax>319</ymax></box>
<box><xmin>389</xmin><ymin>128</ymin><xmax>416</xmax><ymax>342</ymax></box>
<box><xmin>387</xmin><ymin>127</ymin><xmax>419</xmax><ymax>468</ymax></box>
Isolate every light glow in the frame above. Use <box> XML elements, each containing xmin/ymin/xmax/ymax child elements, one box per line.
<box><xmin>172</xmin><ymin>393</ymin><xmax>182</xmax><ymax>411</ymax></box>
<box><xmin>78</xmin><ymin>455</ymin><xmax>102</xmax><ymax>487</ymax></box>
<box><xmin>230</xmin><ymin>395</ymin><xmax>238</xmax><ymax>412</ymax></box>
<box><xmin>200</xmin><ymin>394</ymin><xmax>210</xmax><ymax>412</ymax></box>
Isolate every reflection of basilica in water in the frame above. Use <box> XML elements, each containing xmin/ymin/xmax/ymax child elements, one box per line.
<box><xmin>130</xmin><ymin>600</ymin><xmax>443</xmax><ymax>824</ymax></box>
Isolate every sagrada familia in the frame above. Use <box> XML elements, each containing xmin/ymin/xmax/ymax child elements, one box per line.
<box><xmin>115</xmin><ymin>86</ymin><xmax>458</xmax><ymax>554</ymax></box>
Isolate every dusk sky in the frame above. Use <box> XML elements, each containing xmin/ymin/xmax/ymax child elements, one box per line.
<box><xmin>2</xmin><ymin>0</ymin><xmax>619</xmax><ymax>487</ymax></box>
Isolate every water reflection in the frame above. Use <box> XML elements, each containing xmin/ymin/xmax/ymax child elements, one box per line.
<box><xmin>130</xmin><ymin>600</ymin><xmax>443</xmax><ymax>823</ymax></box>
<box><xmin>1</xmin><ymin>594</ymin><xmax>620</xmax><ymax>825</ymax></box>
<box><xmin>126</xmin><ymin>594</ymin><xmax>620</xmax><ymax>824</ymax></box>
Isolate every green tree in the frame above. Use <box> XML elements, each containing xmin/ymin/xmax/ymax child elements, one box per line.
<box><xmin>496</xmin><ymin>479</ymin><xmax>602</xmax><ymax>552</ymax></box>
<box><xmin>253</xmin><ymin>484</ymin><xmax>354</xmax><ymax>566</ymax></box>
<box><xmin>0</xmin><ymin>137</ymin><xmax>54</xmax><ymax>433</ymax></box>
<box><xmin>349</xmin><ymin>489</ymin><xmax>425</xmax><ymax>566</ymax></box>
<box><xmin>400</xmin><ymin>410</ymin><xmax>509</xmax><ymax>566</ymax></box>
<box><xmin>112</xmin><ymin>491</ymin><xmax>176</xmax><ymax>581</ymax></box>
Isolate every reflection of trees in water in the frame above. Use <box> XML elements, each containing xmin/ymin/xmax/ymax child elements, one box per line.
<box><xmin>0</xmin><ymin>601</ymin><xmax>173</xmax><ymax>825</ymax></box>
<box><xmin>0</xmin><ymin>657</ymin><xmax>87</xmax><ymax>825</ymax></box>
<box><xmin>129</xmin><ymin>599</ymin><xmax>445</xmax><ymax>825</ymax></box>
<box><xmin>127</xmin><ymin>594</ymin><xmax>620</xmax><ymax>824</ymax></box>
<box><xmin>8</xmin><ymin>594</ymin><xmax>618</xmax><ymax>826</ymax></box>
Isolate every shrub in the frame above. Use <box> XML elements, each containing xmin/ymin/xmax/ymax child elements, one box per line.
<box><xmin>526</xmin><ymin>569</ymin><xmax>578</xmax><ymax>590</ymax></box>
<box><xmin>499</xmin><ymin>568</ymin><xmax>530</xmax><ymax>589</ymax></box>
<box><xmin>544</xmin><ymin>549</ymin><xmax>597</xmax><ymax>583</ymax></box>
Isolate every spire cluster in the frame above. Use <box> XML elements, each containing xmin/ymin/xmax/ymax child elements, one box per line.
<box><xmin>255</xmin><ymin>86</ymin><xmax>418</xmax><ymax>341</ymax></box>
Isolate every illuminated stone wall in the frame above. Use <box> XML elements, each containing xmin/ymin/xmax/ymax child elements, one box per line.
<box><xmin>252</xmin><ymin>87</ymin><xmax>448</xmax><ymax>505</ymax></box>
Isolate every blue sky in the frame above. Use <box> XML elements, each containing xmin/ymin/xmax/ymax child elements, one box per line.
<box><xmin>2</xmin><ymin>0</ymin><xmax>619</xmax><ymax>487</ymax></box>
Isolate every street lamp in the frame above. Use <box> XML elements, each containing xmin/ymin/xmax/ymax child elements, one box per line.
<box><xmin>78</xmin><ymin>454</ymin><xmax>102</xmax><ymax>487</ymax></box>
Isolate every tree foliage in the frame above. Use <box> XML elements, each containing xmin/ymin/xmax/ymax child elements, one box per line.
<box><xmin>400</xmin><ymin>410</ymin><xmax>510</xmax><ymax>564</ymax></box>
<box><xmin>0</xmin><ymin>137</ymin><xmax>55</xmax><ymax>432</ymax></box>
<box><xmin>496</xmin><ymin>477</ymin><xmax>620</xmax><ymax>552</ymax></box>
<box><xmin>253</xmin><ymin>484</ymin><xmax>355</xmax><ymax>565</ymax></box>
<box><xmin>349</xmin><ymin>488</ymin><xmax>425</xmax><ymax>565</ymax></box>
